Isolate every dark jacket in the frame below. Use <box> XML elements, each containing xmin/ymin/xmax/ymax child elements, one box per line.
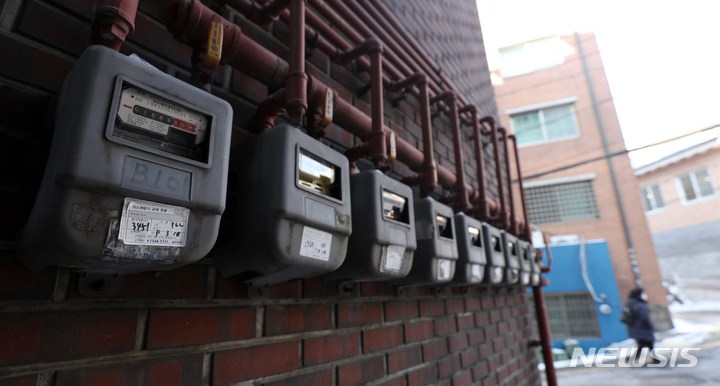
<box><xmin>627</xmin><ymin>297</ymin><xmax>654</xmax><ymax>342</ymax></box>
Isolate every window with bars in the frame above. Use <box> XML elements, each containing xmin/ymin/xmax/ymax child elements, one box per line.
<box><xmin>641</xmin><ymin>184</ymin><xmax>665</xmax><ymax>212</ymax></box>
<box><xmin>676</xmin><ymin>168</ymin><xmax>715</xmax><ymax>203</ymax></box>
<box><xmin>545</xmin><ymin>292</ymin><xmax>600</xmax><ymax>338</ymax></box>
<box><xmin>525</xmin><ymin>180</ymin><xmax>599</xmax><ymax>224</ymax></box>
<box><xmin>510</xmin><ymin>104</ymin><xmax>579</xmax><ymax>146</ymax></box>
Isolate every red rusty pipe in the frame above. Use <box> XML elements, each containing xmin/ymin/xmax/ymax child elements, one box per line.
<box><xmin>312</xmin><ymin>0</ymin><xmax>415</xmax><ymax>81</ymax></box>
<box><xmin>365</xmin><ymin>0</ymin><xmax>471</xmax><ymax>107</ymax></box>
<box><xmin>509</xmin><ymin>134</ymin><xmax>532</xmax><ymax>241</ymax></box>
<box><xmin>534</xmin><ymin>231</ymin><xmax>557</xmax><ymax>385</ymax></box>
<box><xmin>249</xmin><ymin>88</ymin><xmax>287</xmax><ymax>131</ymax></box>
<box><xmin>481</xmin><ymin>117</ymin><xmax>508</xmax><ymax>229</ymax></box>
<box><xmin>335</xmin><ymin>0</ymin><xmax>424</xmax><ymax>81</ymax></box>
<box><xmin>499</xmin><ymin>127</ymin><xmax>517</xmax><ymax>234</ymax></box>
<box><xmin>431</xmin><ymin>92</ymin><xmax>470</xmax><ymax>212</ymax></box>
<box><xmin>254</xmin><ymin>0</ymin><xmax>291</xmax><ymax>24</ymax></box>
<box><xmin>460</xmin><ymin>106</ymin><xmax>489</xmax><ymax>219</ymax></box>
<box><xmin>163</xmin><ymin>0</ymin><xmax>472</xmax><ymax>193</ymax></box>
<box><xmin>388</xmin><ymin>74</ymin><xmax>438</xmax><ymax>194</ymax></box>
<box><xmin>336</xmin><ymin>39</ymin><xmax>388</xmax><ymax>168</ymax></box>
<box><xmin>361</xmin><ymin>1</ymin><xmax>454</xmax><ymax>99</ymax></box>
<box><xmin>90</xmin><ymin>0</ymin><xmax>138</xmax><ymax>50</ymax></box>
<box><xmin>533</xmin><ymin>285</ymin><xmax>558</xmax><ymax>386</ymax></box>
<box><xmin>286</xmin><ymin>0</ymin><xmax>307</xmax><ymax>126</ymax></box>
<box><xmin>230</xmin><ymin>0</ymin><xmax>399</xmax><ymax>88</ymax></box>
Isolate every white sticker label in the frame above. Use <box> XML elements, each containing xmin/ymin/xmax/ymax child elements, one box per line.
<box><xmin>437</xmin><ymin>259</ymin><xmax>452</xmax><ymax>281</ymax></box>
<box><xmin>471</xmin><ymin>264</ymin><xmax>483</xmax><ymax>282</ymax></box>
<box><xmin>299</xmin><ymin>226</ymin><xmax>332</xmax><ymax>261</ymax></box>
<box><xmin>118</xmin><ymin>198</ymin><xmax>190</xmax><ymax>247</ymax></box>
<box><xmin>381</xmin><ymin>245</ymin><xmax>405</xmax><ymax>272</ymax></box>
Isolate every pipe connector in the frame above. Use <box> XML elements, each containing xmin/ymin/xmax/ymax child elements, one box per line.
<box><xmin>387</xmin><ymin>72</ymin><xmax>427</xmax><ymax>92</ymax></box>
<box><xmin>334</xmin><ymin>38</ymin><xmax>383</xmax><ymax>65</ymax></box>
<box><xmin>90</xmin><ymin>0</ymin><xmax>138</xmax><ymax>50</ymax></box>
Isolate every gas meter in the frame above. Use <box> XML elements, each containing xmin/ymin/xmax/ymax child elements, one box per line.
<box><xmin>450</xmin><ymin>213</ymin><xmax>487</xmax><ymax>286</ymax></box>
<box><xmin>482</xmin><ymin>224</ymin><xmax>505</xmax><ymax>285</ymax></box>
<box><xmin>215</xmin><ymin>124</ymin><xmax>351</xmax><ymax>287</ymax></box>
<box><xmin>502</xmin><ymin>231</ymin><xmax>521</xmax><ymax>285</ymax></box>
<box><xmin>519</xmin><ymin>241</ymin><xmax>534</xmax><ymax>286</ymax></box>
<box><xmin>17</xmin><ymin>45</ymin><xmax>232</xmax><ymax>273</ymax></box>
<box><xmin>391</xmin><ymin>197</ymin><xmax>458</xmax><ymax>286</ymax></box>
<box><xmin>326</xmin><ymin>170</ymin><xmax>415</xmax><ymax>281</ymax></box>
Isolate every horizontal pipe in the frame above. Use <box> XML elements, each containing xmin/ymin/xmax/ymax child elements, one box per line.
<box><xmin>163</xmin><ymin>0</ymin><xmax>480</xmax><ymax>206</ymax></box>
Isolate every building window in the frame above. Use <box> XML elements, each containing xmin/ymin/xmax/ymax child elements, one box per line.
<box><xmin>499</xmin><ymin>36</ymin><xmax>573</xmax><ymax>78</ymax></box>
<box><xmin>526</xmin><ymin>180</ymin><xmax>599</xmax><ymax>224</ymax></box>
<box><xmin>676</xmin><ymin>168</ymin><xmax>714</xmax><ymax>203</ymax></box>
<box><xmin>511</xmin><ymin>104</ymin><xmax>579</xmax><ymax>146</ymax></box>
<box><xmin>641</xmin><ymin>184</ymin><xmax>665</xmax><ymax>212</ymax></box>
<box><xmin>545</xmin><ymin>292</ymin><xmax>600</xmax><ymax>338</ymax></box>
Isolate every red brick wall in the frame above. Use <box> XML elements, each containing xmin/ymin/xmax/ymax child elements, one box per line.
<box><xmin>0</xmin><ymin>1</ymin><xmax>540</xmax><ymax>385</ymax></box>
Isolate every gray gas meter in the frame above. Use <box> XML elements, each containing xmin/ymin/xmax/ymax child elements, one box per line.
<box><xmin>215</xmin><ymin>124</ymin><xmax>351</xmax><ymax>287</ymax></box>
<box><xmin>519</xmin><ymin>241</ymin><xmax>535</xmax><ymax>286</ymax></box>
<box><xmin>391</xmin><ymin>197</ymin><xmax>458</xmax><ymax>286</ymax></box>
<box><xmin>326</xmin><ymin>170</ymin><xmax>416</xmax><ymax>281</ymax></box>
<box><xmin>482</xmin><ymin>224</ymin><xmax>506</xmax><ymax>285</ymax></box>
<box><xmin>502</xmin><ymin>232</ymin><xmax>521</xmax><ymax>285</ymax></box>
<box><xmin>451</xmin><ymin>213</ymin><xmax>487</xmax><ymax>286</ymax></box>
<box><xmin>17</xmin><ymin>45</ymin><xmax>232</xmax><ymax>273</ymax></box>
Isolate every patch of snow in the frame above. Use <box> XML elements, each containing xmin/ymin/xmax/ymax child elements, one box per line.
<box><xmin>670</xmin><ymin>300</ymin><xmax>720</xmax><ymax>313</ymax></box>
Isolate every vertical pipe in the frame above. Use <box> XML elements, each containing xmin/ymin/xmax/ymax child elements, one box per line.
<box><xmin>418</xmin><ymin>79</ymin><xmax>437</xmax><ymax>194</ymax></box>
<box><xmin>90</xmin><ymin>0</ymin><xmax>138</xmax><ymax>51</ymax></box>
<box><xmin>575</xmin><ymin>32</ymin><xmax>641</xmax><ymax>287</ymax></box>
<box><xmin>447</xmin><ymin>94</ymin><xmax>470</xmax><ymax>211</ymax></box>
<box><xmin>472</xmin><ymin>111</ymin><xmax>489</xmax><ymax>219</ymax></box>
<box><xmin>484</xmin><ymin>118</ymin><xmax>507</xmax><ymax>229</ymax></box>
<box><xmin>509</xmin><ymin>135</ymin><xmax>531</xmax><ymax>241</ymax></box>
<box><xmin>533</xmin><ymin>284</ymin><xmax>558</xmax><ymax>386</ymax></box>
<box><xmin>286</xmin><ymin>0</ymin><xmax>307</xmax><ymax>126</ymax></box>
<box><xmin>369</xmin><ymin>44</ymin><xmax>386</xmax><ymax>165</ymax></box>
<box><xmin>499</xmin><ymin>128</ymin><xmax>517</xmax><ymax>234</ymax></box>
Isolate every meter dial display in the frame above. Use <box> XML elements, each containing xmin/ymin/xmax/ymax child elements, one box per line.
<box><xmin>113</xmin><ymin>83</ymin><xmax>211</xmax><ymax>163</ymax></box>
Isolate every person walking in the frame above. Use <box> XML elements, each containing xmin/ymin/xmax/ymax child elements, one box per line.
<box><xmin>626</xmin><ymin>287</ymin><xmax>657</xmax><ymax>365</ymax></box>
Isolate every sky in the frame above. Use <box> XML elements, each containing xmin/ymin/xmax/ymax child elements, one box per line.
<box><xmin>475</xmin><ymin>0</ymin><xmax>720</xmax><ymax>167</ymax></box>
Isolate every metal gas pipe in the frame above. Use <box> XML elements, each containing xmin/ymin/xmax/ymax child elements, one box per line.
<box><xmin>387</xmin><ymin>73</ymin><xmax>438</xmax><ymax>196</ymax></box>
<box><xmin>431</xmin><ymin>92</ymin><xmax>470</xmax><ymax>211</ymax></box>
<box><xmin>480</xmin><ymin>117</ymin><xmax>508</xmax><ymax>229</ymax></box>
<box><xmin>509</xmin><ymin>134</ymin><xmax>532</xmax><ymax>241</ymax></box>
<box><xmin>336</xmin><ymin>39</ymin><xmax>392</xmax><ymax>170</ymax></box>
<box><xmin>498</xmin><ymin>127</ymin><xmax>518</xmax><ymax>234</ymax></box>
<box><xmin>460</xmin><ymin>106</ymin><xmax>495</xmax><ymax>220</ymax></box>
<box><xmin>89</xmin><ymin>0</ymin><xmax>138</xmax><ymax>50</ymax></box>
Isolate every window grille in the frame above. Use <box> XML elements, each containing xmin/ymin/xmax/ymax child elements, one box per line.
<box><xmin>526</xmin><ymin>180</ymin><xmax>599</xmax><ymax>224</ymax></box>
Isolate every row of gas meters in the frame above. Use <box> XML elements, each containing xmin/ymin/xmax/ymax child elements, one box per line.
<box><xmin>17</xmin><ymin>46</ymin><xmax>541</xmax><ymax>290</ymax></box>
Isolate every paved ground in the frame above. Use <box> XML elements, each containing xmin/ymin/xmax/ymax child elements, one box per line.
<box><xmin>544</xmin><ymin>308</ymin><xmax>720</xmax><ymax>386</ymax></box>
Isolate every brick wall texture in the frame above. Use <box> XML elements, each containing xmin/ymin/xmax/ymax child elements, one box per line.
<box><xmin>0</xmin><ymin>0</ymin><xmax>541</xmax><ymax>385</ymax></box>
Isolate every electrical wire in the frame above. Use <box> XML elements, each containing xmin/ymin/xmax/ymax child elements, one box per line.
<box><xmin>522</xmin><ymin>123</ymin><xmax>720</xmax><ymax>180</ymax></box>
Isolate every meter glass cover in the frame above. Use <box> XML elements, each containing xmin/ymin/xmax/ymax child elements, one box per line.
<box><xmin>435</xmin><ymin>214</ymin><xmax>453</xmax><ymax>239</ymax></box>
<box><xmin>467</xmin><ymin>226</ymin><xmax>481</xmax><ymax>246</ymax></box>
<box><xmin>113</xmin><ymin>83</ymin><xmax>211</xmax><ymax>163</ymax></box>
<box><xmin>298</xmin><ymin>150</ymin><xmax>341</xmax><ymax>200</ymax></box>
<box><xmin>382</xmin><ymin>190</ymin><xmax>409</xmax><ymax>224</ymax></box>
